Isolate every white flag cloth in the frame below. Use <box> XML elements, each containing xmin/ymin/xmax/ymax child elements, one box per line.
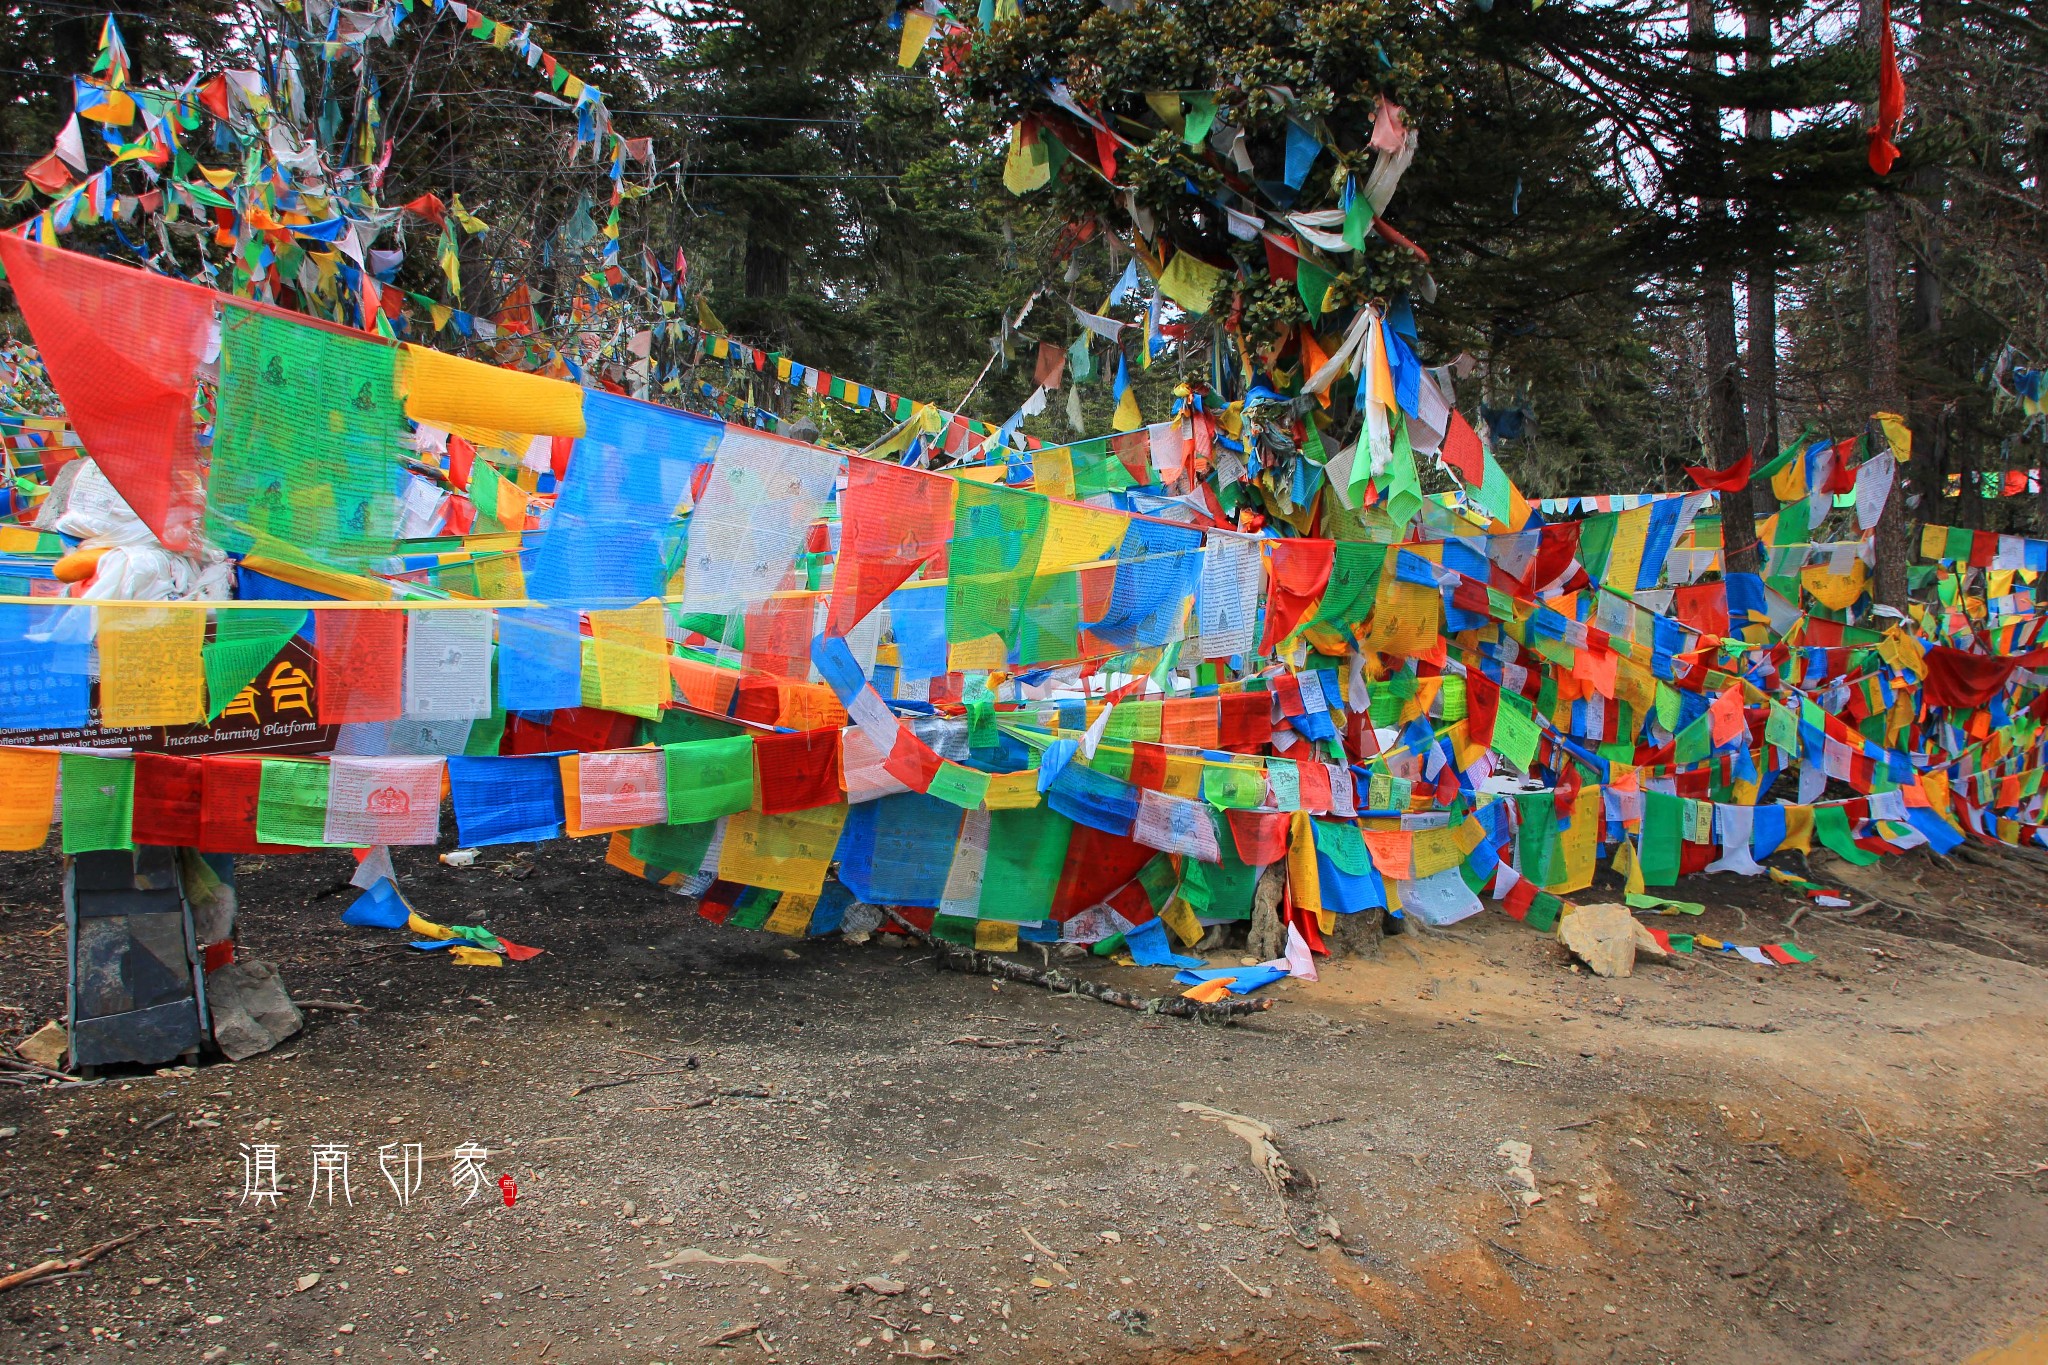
<box><xmin>1133</xmin><ymin>790</ymin><xmax>1222</xmax><ymax>862</ymax></box>
<box><xmin>679</xmin><ymin>429</ymin><xmax>838</xmax><ymax>621</ymax></box>
<box><xmin>404</xmin><ymin>609</ymin><xmax>494</xmax><ymax>719</ymax></box>
<box><xmin>324</xmin><ymin>756</ymin><xmax>445</xmax><ymax>846</ymax></box>
<box><xmin>578</xmin><ymin>750</ymin><xmax>667</xmax><ymax>829</ymax></box>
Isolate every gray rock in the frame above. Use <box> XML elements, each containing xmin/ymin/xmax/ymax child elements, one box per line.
<box><xmin>205</xmin><ymin>960</ymin><xmax>304</xmax><ymax>1061</ymax></box>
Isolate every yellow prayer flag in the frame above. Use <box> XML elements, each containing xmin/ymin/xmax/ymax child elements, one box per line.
<box><xmin>763</xmin><ymin>892</ymin><xmax>817</xmax><ymax>936</ymax></box>
<box><xmin>1800</xmin><ymin>559</ymin><xmax>1868</xmax><ymax>611</ymax></box>
<box><xmin>398</xmin><ymin>344</ymin><xmax>585</xmax><ymax>438</ymax></box>
<box><xmin>1160</xmin><ymin>897</ymin><xmax>1203</xmax><ymax>948</ymax></box>
<box><xmin>97</xmin><ymin>605</ymin><xmax>205</xmax><ymax>727</ymax></box>
<box><xmin>1286</xmin><ymin>810</ymin><xmax>1321</xmax><ymax>918</ymax></box>
<box><xmin>982</xmin><ymin>770</ymin><xmax>1043</xmax><ymax>810</ymax></box>
<box><xmin>974</xmin><ymin>920</ymin><xmax>1020</xmax><ymax>952</ymax></box>
<box><xmin>718</xmin><ymin>805</ymin><xmax>850</xmax><ymax>896</ymax></box>
<box><xmin>1549</xmin><ymin>786</ymin><xmax>1602</xmax><ymax>894</ymax></box>
<box><xmin>588</xmin><ymin>602</ymin><xmax>669</xmax><ymax>720</ymax></box>
<box><xmin>0</xmin><ymin>748</ymin><xmax>59</xmax><ymax>851</ymax></box>
<box><xmin>1112</xmin><ymin>386</ymin><xmax>1143</xmax><ymax>432</ymax></box>
<box><xmin>1410</xmin><ymin>826</ymin><xmax>1464</xmax><ymax>879</ymax></box>
<box><xmin>896</xmin><ymin>10</ymin><xmax>935</xmax><ymax>67</ymax></box>
<box><xmin>1156</xmin><ymin>251</ymin><xmax>1226</xmax><ymax>316</ymax></box>
<box><xmin>1035</xmin><ymin>447</ymin><xmax>1077</xmax><ymax>501</ymax></box>
<box><xmin>1876</xmin><ymin>411</ymin><xmax>1911</xmax><ymax>461</ymax></box>
<box><xmin>1002</xmin><ymin>121</ymin><xmax>1053</xmax><ymax>196</ymax></box>
<box><xmin>1605</xmin><ymin>506</ymin><xmax>1650</xmax><ymax>593</ymax></box>
<box><xmin>1039</xmin><ymin>501</ymin><xmax>1126</xmax><ymax>574</ymax></box>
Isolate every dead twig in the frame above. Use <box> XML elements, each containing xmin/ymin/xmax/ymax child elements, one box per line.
<box><xmin>1487</xmin><ymin>1238</ymin><xmax>1553</xmax><ymax>1271</ymax></box>
<box><xmin>570</xmin><ymin>1069</ymin><xmax>695</xmax><ymax>1096</ymax></box>
<box><xmin>288</xmin><ymin>999</ymin><xmax>370</xmax><ymax>1014</ymax></box>
<box><xmin>877</xmin><ymin>908</ymin><xmax>1269</xmax><ymax>1020</ymax></box>
<box><xmin>1334</xmin><ymin>1343</ymin><xmax>1386</xmax><ymax>1355</ymax></box>
<box><xmin>141</xmin><ymin>1112</ymin><xmax>176</xmax><ymax>1134</ymax></box>
<box><xmin>1222</xmin><ymin>1264</ymin><xmax>1271</xmax><ymax>1298</ymax></box>
<box><xmin>0</xmin><ymin>1055</ymin><xmax>79</xmax><ymax>1083</ymax></box>
<box><xmin>0</xmin><ymin>1225</ymin><xmax>159</xmax><ymax>1293</ymax></box>
<box><xmin>698</xmin><ymin>1320</ymin><xmax>762</xmax><ymax>1347</ymax></box>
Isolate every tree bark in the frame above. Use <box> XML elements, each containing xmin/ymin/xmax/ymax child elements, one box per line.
<box><xmin>1741</xmin><ymin>2</ymin><xmax>1782</xmax><ymax>492</ymax></box>
<box><xmin>1862</xmin><ymin>0</ymin><xmax>1910</xmax><ymax>609</ymax></box>
<box><xmin>1691</xmin><ymin>0</ymin><xmax>1760</xmax><ymax>574</ymax></box>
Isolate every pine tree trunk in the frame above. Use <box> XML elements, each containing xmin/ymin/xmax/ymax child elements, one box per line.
<box><xmin>1691</xmin><ymin>0</ymin><xmax>1760</xmax><ymax>574</ymax></box>
<box><xmin>1742</xmin><ymin>2</ymin><xmax>1782</xmax><ymax>494</ymax></box>
<box><xmin>1862</xmin><ymin>0</ymin><xmax>1910</xmax><ymax>608</ymax></box>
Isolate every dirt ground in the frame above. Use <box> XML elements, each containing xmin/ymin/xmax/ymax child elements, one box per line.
<box><xmin>1</xmin><ymin>834</ymin><xmax>2046</xmax><ymax>1365</ymax></box>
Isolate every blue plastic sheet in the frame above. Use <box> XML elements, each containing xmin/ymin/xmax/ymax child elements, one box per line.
<box><xmin>1174</xmin><ymin>963</ymin><xmax>1288</xmax><ymax>994</ymax></box>
<box><xmin>1123</xmin><ymin>917</ymin><xmax>1205</xmax><ymax>968</ymax></box>
<box><xmin>340</xmin><ymin>878</ymin><xmax>410</xmax><ymax>928</ymax></box>
<box><xmin>527</xmin><ymin>393</ymin><xmax>719</xmax><ymax>607</ymax></box>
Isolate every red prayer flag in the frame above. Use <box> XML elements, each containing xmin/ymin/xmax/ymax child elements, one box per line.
<box><xmin>1050</xmin><ymin>824</ymin><xmax>1156</xmax><ymax>921</ymax></box>
<box><xmin>1867</xmin><ymin>0</ymin><xmax>1906</xmax><ymax>176</ymax></box>
<box><xmin>1439</xmin><ymin>409</ymin><xmax>1486</xmax><ymax>485</ymax></box>
<box><xmin>1259</xmin><ymin>539</ymin><xmax>1334</xmax><ymax>652</ymax></box>
<box><xmin>315</xmin><ymin>612</ymin><xmax>405</xmax><ymax>724</ymax></box>
<box><xmin>1226</xmin><ymin>808</ymin><xmax>1290</xmax><ymax>866</ymax></box>
<box><xmin>198</xmin><ymin>757</ymin><xmax>303</xmax><ymax>856</ymax></box>
<box><xmin>828</xmin><ymin>459</ymin><xmax>954</xmax><ymax>636</ymax></box>
<box><xmin>752</xmin><ymin>728</ymin><xmax>843</xmax><ymax>814</ymax></box>
<box><xmin>1034</xmin><ymin>340</ymin><xmax>1065</xmax><ymax>391</ymax></box>
<box><xmin>1684</xmin><ymin>451</ymin><xmax>1753</xmax><ymax>491</ymax></box>
<box><xmin>0</xmin><ymin>238</ymin><xmax>217</xmax><ymax>549</ymax></box>
<box><xmin>23</xmin><ymin>152</ymin><xmax>74</xmax><ymax>194</ymax></box>
<box><xmin>132</xmin><ymin>753</ymin><xmax>203</xmax><ymax>846</ymax></box>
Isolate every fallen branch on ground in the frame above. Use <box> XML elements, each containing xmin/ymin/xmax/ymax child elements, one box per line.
<box><xmin>0</xmin><ymin>1055</ymin><xmax>79</xmax><ymax>1083</ymax></box>
<box><xmin>878</xmin><ymin>908</ymin><xmax>1270</xmax><ymax>1020</ymax></box>
<box><xmin>570</xmin><ymin>1069</ymin><xmax>696</xmax><ymax>1096</ymax></box>
<box><xmin>0</xmin><ymin>1225</ymin><xmax>159</xmax><ymax>1293</ymax></box>
<box><xmin>289</xmin><ymin>999</ymin><xmax>371</xmax><ymax>1014</ymax></box>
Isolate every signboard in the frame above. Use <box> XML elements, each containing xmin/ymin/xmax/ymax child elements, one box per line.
<box><xmin>0</xmin><ymin>634</ymin><xmax>337</xmax><ymax>756</ymax></box>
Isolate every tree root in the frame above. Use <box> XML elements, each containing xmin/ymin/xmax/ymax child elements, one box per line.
<box><xmin>877</xmin><ymin>909</ymin><xmax>1271</xmax><ymax>1021</ymax></box>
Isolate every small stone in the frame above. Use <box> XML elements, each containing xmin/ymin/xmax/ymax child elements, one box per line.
<box><xmin>16</xmin><ymin>1021</ymin><xmax>67</xmax><ymax>1069</ymax></box>
<box><xmin>296</xmin><ymin>1274</ymin><xmax>320</xmax><ymax>1293</ymax></box>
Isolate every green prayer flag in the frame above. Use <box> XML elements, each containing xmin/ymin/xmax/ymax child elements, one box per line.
<box><xmin>629</xmin><ymin>820</ymin><xmax>717</xmax><ymax>877</ymax></box>
<box><xmin>1296</xmin><ymin>258</ymin><xmax>1335</xmax><ymax>323</ymax></box>
<box><xmin>60</xmin><ymin>753</ymin><xmax>134</xmax><ymax>854</ymax></box>
<box><xmin>929</xmin><ymin>762</ymin><xmax>993</xmax><ymax>810</ymax></box>
<box><xmin>1638</xmin><ymin>791</ymin><xmax>1684</xmax><ymax>887</ymax></box>
<box><xmin>205</xmin><ymin>611</ymin><xmax>305</xmax><ymax>721</ymax></box>
<box><xmin>1493</xmin><ymin>693</ymin><xmax>1541</xmax><ymax>771</ymax></box>
<box><xmin>663</xmin><ymin>735</ymin><xmax>755</xmax><ymax>823</ymax></box>
<box><xmin>1514</xmin><ymin>791</ymin><xmax>1559</xmax><ymax>888</ymax></box>
<box><xmin>977</xmin><ymin>805</ymin><xmax>1072</xmax><ymax>921</ymax></box>
<box><xmin>1341</xmin><ymin>185</ymin><xmax>1373</xmax><ymax>252</ymax></box>
<box><xmin>1812</xmin><ymin>804</ymin><xmax>1882</xmax><ymax>866</ymax></box>
<box><xmin>210</xmin><ymin>309</ymin><xmax>406</xmax><ymax>566</ymax></box>
<box><xmin>255</xmin><ymin>758</ymin><xmax>341</xmax><ymax>847</ymax></box>
<box><xmin>948</xmin><ymin>483</ymin><xmax>1048</xmax><ymax>653</ymax></box>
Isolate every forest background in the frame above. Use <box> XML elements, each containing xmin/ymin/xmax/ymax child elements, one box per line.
<box><xmin>1</xmin><ymin>0</ymin><xmax>2044</xmax><ymax>579</ymax></box>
